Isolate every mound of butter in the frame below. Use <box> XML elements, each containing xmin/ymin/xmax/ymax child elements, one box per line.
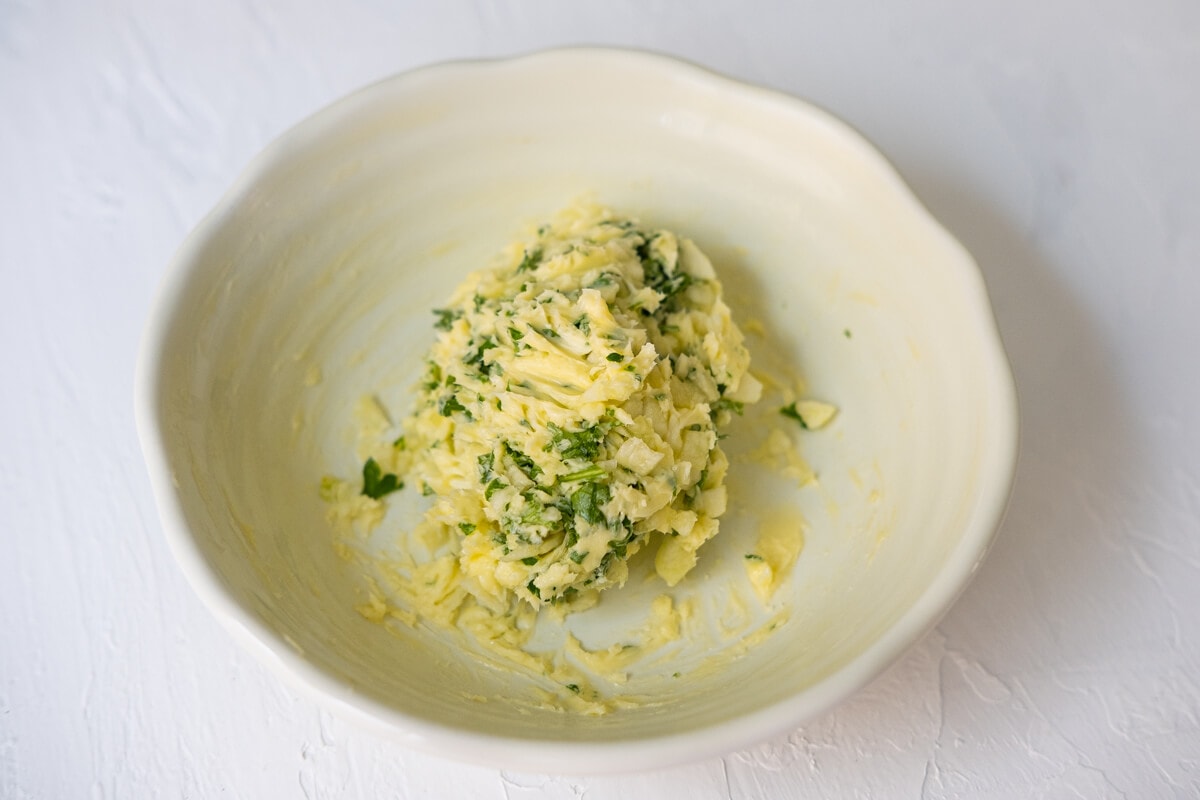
<box><xmin>393</xmin><ymin>202</ymin><xmax>761</xmax><ymax>608</ymax></box>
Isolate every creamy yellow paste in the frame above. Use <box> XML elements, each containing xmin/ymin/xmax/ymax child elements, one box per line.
<box><xmin>387</xmin><ymin>201</ymin><xmax>760</xmax><ymax>609</ymax></box>
<box><xmin>320</xmin><ymin>201</ymin><xmax>839</xmax><ymax>710</ymax></box>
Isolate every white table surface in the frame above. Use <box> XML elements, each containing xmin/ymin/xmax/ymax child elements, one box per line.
<box><xmin>4</xmin><ymin>2</ymin><xmax>1199</xmax><ymax>797</ymax></box>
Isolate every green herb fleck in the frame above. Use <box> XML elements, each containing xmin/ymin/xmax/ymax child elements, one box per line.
<box><xmin>601</xmin><ymin>329</ymin><xmax>627</xmax><ymax>344</ymax></box>
<box><xmin>744</xmin><ymin>553</ymin><xmax>764</xmax><ymax>561</ymax></box>
<box><xmin>502</xmin><ymin>493</ymin><xmax>556</xmax><ymax>539</ymax></box>
<box><xmin>566</xmin><ymin>683</ymin><xmax>581</xmax><ymax>694</ymax></box>
<box><xmin>485</xmin><ymin>478</ymin><xmax>507</xmax><ymax>501</ymax></box>
<box><xmin>561</xmin><ymin>464</ymin><xmax>606</xmax><ymax>483</ymax></box>
<box><xmin>422</xmin><ymin>361</ymin><xmax>443</xmax><ymax>392</ymax></box>
<box><xmin>547</xmin><ymin>419</ymin><xmax>610</xmax><ymax>462</ymax></box>
<box><xmin>432</xmin><ymin>308</ymin><xmax>461</xmax><ymax>331</ymax></box>
<box><xmin>570</xmin><ymin>481</ymin><xmax>610</xmax><ymax>526</ymax></box>
<box><xmin>526</xmin><ymin>580</ymin><xmax>541</xmax><ymax>599</ymax></box>
<box><xmin>458</xmin><ymin>522</ymin><xmax>477</xmax><ymax>535</ymax></box>
<box><xmin>438</xmin><ymin>394</ymin><xmax>467</xmax><ymax>417</ymax></box>
<box><xmin>607</xmin><ymin>537</ymin><xmax>629</xmax><ymax>560</ymax></box>
<box><xmin>463</xmin><ymin>336</ymin><xmax>499</xmax><ymax>378</ymax></box>
<box><xmin>780</xmin><ymin>402</ymin><xmax>809</xmax><ymax>429</ymax></box>
<box><xmin>517</xmin><ymin>247</ymin><xmax>543</xmax><ymax>273</ymax></box>
<box><xmin>521</xmin><ymin>556</ymin><xmax>539</xmax><ymax>566</ymax></box>
<box><xmin>605</xmin><ymin>352</ymin><xmax>624</xmax><ymax>363</ymax></box>
<box><xmin>843</xmin><ymin>328</ymin><xmax>852</xmax><ymax>339</ymax></box>
<box><xmin>361</xmin><ymin>457</ymin><xmax>402</xmax><ymax>499</ymax></box>
<box><xmin>477</xmin><ymin>452</ymin><xmax>495</xmax><ymax>482</ymax></box>
<box><xmin>710</xmin><ymin>398</ymin><xmax>744</xmax><ymax>419</ymax></box>
<box><xmin>503</xmin><ymin>442</ymin><xmax>542</xmax><ymax>481</ymax></box>
<box><xmin>683</xmin><ymin>468</ymin><xmax>709</xmax><ymax>509</ymax></box>
<box><xmin>638</xmin><ymin>235</ymin><xmax>693</xmax><ymax>310</ymax></box>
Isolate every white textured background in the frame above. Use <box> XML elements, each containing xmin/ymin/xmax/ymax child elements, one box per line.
<box><xmin>3</xmin><ymin>1</ymin><xmax>1199</xmax><ymax>797</ymax></box>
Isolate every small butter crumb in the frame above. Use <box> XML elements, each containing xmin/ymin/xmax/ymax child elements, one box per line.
<box><xmin>745</xmin><ymin>507</ymin><xmax>806</xmax><ymax>604</ymax></box>
<box><xmin>752</xmin><ymin>428</ymin><xmax>817</xmax><ymax>487</ymax></box>
<box><xmin>795</xmin><ymin>400</ymin><xmax>837</xmax><ymax>430</ymax></box>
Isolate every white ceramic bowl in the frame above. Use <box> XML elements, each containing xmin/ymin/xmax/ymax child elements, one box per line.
<box><xmin>136</xmin><ymin>48</ymin><xmax>1017</xmax><ymax>773</ymax></box>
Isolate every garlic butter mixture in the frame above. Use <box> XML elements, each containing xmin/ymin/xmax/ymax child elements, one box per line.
<box><xmin>405</xmin><ymin>201</ymin><xmax>760</xmax><ymax>607</ymax></box>
<box><xmin>320</xmin><ymin>201</ymin><xmax>850</xmax><ymax>710</ymax></box>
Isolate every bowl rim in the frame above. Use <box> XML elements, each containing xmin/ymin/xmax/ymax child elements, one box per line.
<box><xmin>134</xmin><ymin>45</ymin><xmax>1019</xmax><ymax>775</ymax></box>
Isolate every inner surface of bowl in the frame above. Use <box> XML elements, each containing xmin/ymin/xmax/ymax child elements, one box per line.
<box><xmin>141</xmin><ymin>49</ymin><xmax>1016</xmax><ymax>769</ymax></box>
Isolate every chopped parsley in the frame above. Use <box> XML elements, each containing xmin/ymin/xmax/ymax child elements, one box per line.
<box><xmin>463</xmin><ymin>336</ymin><xmax>499</xmax><ymax>378</ymax></box>
<box><xmin>503</xmin><ymin>494</ymin><xmax>556</xmax><ymax>537</ymax></box>
<box><xmin>360</xmin><ymin>457</ymin><xmax>402</xmax><ymax>499</ymax></box>
<box><xmin>485</xmin><ymin>478</ymin><xmax>507</xmax><ymax>501</ymax></box>
<box><xmin>638</xmin><ymin>235</ymin><xmax>693</xmax><ymax>310</ymax></box>
<box><xmin>780</xmin><ymin>402</ymin><xmax>809</xmax><ymax>428</ymax></box>
<box><xmin>570</xmin><ymin>481</ymin><xmax>610</xmax><ymax>526</ymax></box>
<box><xmin>560</xmin><ymin>464</ymin><xmax>606</xmax><ymax>483</ymax></box>
<box><xmin>477</xmin><ymin>452</ymin><xmax>496</xmax><ymax>482</ymax></box>
<box><xmin>517</xmin><ymin>247</ymin><xmax>543</xmax><ymax>273</ymax></box>
<box><xmin>547</xmin><ymin>421</ymin><xmax>608</xmax><ymax>462</ymax></box>
<box><xmin>432</xmin><ymin>308</ymin><xmax>461</xmax><ymax>331</ymax></box>
<box><xmin>422</xmin><ymin>361</ymin><xmax>442</xmax><ymax>392</ymax></box>
<box><xmin>438</xmin><ymin>394</ymin><xmax>467</xmax><ymax>417</ymax></box>
<box><xmin>503</xmin><ymin>442</ymin><xmax>542</xmax><ymax>482</ymax></box>
<box><xmin>710</xmin><ymin>398</ymin><xmax>744</xmax><ymax>419</ymax></box>
<box><xmin>607</xmin><ymin>527</ymin><xmax>635</xmax><ymax>559</ymax></box>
